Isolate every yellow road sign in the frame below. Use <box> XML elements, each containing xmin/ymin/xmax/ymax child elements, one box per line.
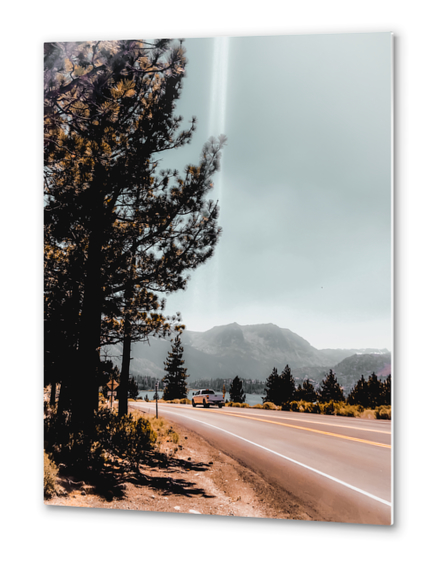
<box><xmin>107</xmin><ymin>380</ymin><xmax>119</xmax><ymax>390</ymax></box>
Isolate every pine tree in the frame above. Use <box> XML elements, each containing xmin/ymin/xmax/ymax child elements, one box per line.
<box><xmin>366</xmin><ymin>372</ymin><xmax>382</xmax><ymax>409</ymax></box>
<box><xmin>280</xmin><ymin>364</ymin><xmax>296</xmax><ymax>404</ymax></box>
<box><xmin>294</xmin><ymin>379</ymin><xmax>318</xmax><ymax>402</ymax></box>
<box><xmin>318</xmin><ymin>370</ymin><xmax>344</xmax><ymax>403</ymax></box>
<box><xmin>44</xmin><ymin>40</ymin><xmax>225</xmax><ymax>427</ymax></box>
<box><xmin>162</xmin><ymin>335</ymin><xmax>189</xmax><ymax>400</ymax></box>
<box><xmin>381</xmin><ymin>374</ymin><xmax>391</xmax><ymax>405</ymax></box>
<box><xmin>229</xmin><ymin>376</ymin><xmax>246</xmax><ymax>404</ymax></box>
<box><xmin>347</xmin><ymin>374</ymin><xmax>369</xmax><ymax>407</ymax></box>
<box><xmin>263</xmin><ymin>368</ymin><xmax>280</xmax><ymax>405</ymax></box>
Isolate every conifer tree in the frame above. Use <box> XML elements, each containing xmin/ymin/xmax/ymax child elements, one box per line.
<box><xmin>229</xmin><ymin>376</ymin><xmax>246</xmax><ymax>404</ymax></box>
<box><xmin>318</xmin><ymin>369</ymin><xmax>344</xmax><ymax>403</ymax></box>
<box><xmin>280</xmin><ymin>364</ymin><xmax>296</xmax><ymax>404</ymax></box>
<box><xmin>295</xmin><ymin>379</ymin><xmax>318</xmax><ymax>402</ymax></box>
<box><xmin>381</xmin><ymin>374</ymin><xmax>391</xmax><ymax>406</ymax></box>
<box><xmin>162</xmin><ymin>335</ymin><xmax>189</xmax><ymax>400</ymax></box>
<box><xmin>366</xmin><ymin>372</ymin><xmax>382</xmax><ymax>409</ymax></box>
<box><xmin>347</xmin><ymin>374</ymin><xmax>369</xmax><ymax>407</ymax></box>
<box><xmin>44</xmin><ymin>40</ymin><xmax>225</xmax><ymax>426</ymax></box>
<box><xmin>263</xmin><ymin>368</ymin><xmax>280</xmax><ymax>405</ymax></box>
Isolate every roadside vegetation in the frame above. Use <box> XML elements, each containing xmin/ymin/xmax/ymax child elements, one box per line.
<box><xmin>220</xmin><ymin>368</ymin><xmax>391</xmax><ymax>419</ymax></box>
<box><xmin>44</xmin><ymin>391</ymin><xmax>183</xmax><ymax>499</ymax></box>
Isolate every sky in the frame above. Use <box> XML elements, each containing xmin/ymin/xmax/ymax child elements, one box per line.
<box><xmin>157</xmin><ymin>32</ymin><xmax>392</xmax><ymax>350</ymax></box>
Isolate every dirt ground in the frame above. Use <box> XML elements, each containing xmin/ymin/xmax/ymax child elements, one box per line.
<box><xmin>45</xmin><ymin>417</ymin><xmax>313</xmax><ymax>522</ymax></box>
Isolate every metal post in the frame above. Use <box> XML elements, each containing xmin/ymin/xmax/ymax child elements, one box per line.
<box><xmin>155</xmin><ymin>381</ymin><xmax>158</xmax><ymax>419</ymax></box>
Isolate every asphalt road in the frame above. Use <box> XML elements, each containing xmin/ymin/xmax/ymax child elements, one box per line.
<box><xmin>132</xmin><ymin>402</ymin><xmax>393</xmax><ymax>525</ymax></box>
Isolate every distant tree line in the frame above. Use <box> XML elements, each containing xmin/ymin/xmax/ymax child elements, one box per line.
<box><xmin>263</xmin><ymin>366</ymin><xmax>391</xmax><ymax>409</ymax></box>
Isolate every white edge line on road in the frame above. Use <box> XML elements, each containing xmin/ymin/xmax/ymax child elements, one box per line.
<box><xmin>159</xmin><ymin>408</ymin><xmax>392</xmax><ymax>508</ymax></box>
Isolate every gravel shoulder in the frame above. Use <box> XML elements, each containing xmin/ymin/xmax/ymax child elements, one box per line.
<box><xmin>45</xmin><ymin>416</ymin><xmax>313</xmax><ymax>521</ymax></box>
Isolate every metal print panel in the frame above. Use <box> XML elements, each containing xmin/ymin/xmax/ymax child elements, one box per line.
<box><xmin>44</xmin><ymin>33</ymin><xmax>393</xmax><ymax>525</ymax></box>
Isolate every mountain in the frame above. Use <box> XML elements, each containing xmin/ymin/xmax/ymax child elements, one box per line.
<box><xmin>332</xmin><ymin>352</ymin><xmax>392</xmax><ymax>393</ymax></box>
<box><xmin>106</xmin><ymin>322</ymin><xmax>389</xmax><ymax>386</ymax></box>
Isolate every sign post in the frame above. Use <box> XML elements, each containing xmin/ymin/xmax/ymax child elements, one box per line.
<box><xmin>106</xmin><ymin>380</ymin><xmax>119</xmax><ymax>409</ymax></box>
<box><xmin>155</xmin><ymin>381</ymin><xmax>159</xmax><ymax>419</ymax></box>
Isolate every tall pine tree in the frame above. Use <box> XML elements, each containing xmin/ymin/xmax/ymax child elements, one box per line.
<box><xmin>44</xmin><ymin>40</ymin><xmax>225</xmax><ymax>427</ymax></box>
<box><xmin>347</xmin><ymin>374</ymin><xmax>369</xmax><ymax>407</ymax></box>
<box><xmin>280</xmin><ymin>364</ymin><xmax>296</xmax><ymax>404</ymax></box>
<box><xmin>162</xmin><ymin>335</ymin><xmax>189</xmax><ymax>400</ymax></box>
<box><xmin>263</xmin><ymin>368</ymin><xmax>280</xmax><ymax>405</ymax></box>
<box><xmin>229</xmin><ymin>376</ymin><xmax>246</xmax><ymax>404</ymax></box>
<box><xmin>318</xmin><ymin>370</ymin><xmax>344</xmax><ymax>403</ymax></box>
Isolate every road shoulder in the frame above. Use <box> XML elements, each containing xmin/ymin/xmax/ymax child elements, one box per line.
<box><xmin>45</xmin><ymin>417</ymin><xmax>314</xmax><ymax>521</ymax></box>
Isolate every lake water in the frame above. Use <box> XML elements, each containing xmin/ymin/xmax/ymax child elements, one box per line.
<box><xmin>138</xmin><ymin>389</ymin><xmax>265</xmax><ymax>406</ymax></box>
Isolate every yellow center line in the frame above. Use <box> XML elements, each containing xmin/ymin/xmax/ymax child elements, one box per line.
<box><xmin>223</xmin><ymin>411</ymin><xmax>391</xmax><ymax>435</ymax></box>
<box><xmin>210</xmin><ymin>410</ymin><xmax>391</xmax><ymax>449</ymax></box>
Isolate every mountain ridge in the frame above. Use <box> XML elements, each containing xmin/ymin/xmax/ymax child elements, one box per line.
<box><xmin>106</xmin><ymin>322</ymin><xmax>390</xmax><ymax>389</ymax></box>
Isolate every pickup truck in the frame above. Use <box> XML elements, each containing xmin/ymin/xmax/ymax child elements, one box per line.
<box><xmin>191</xmin><ymin>389</ymin><xmax>224</xmax><ymax>408</ymax></box>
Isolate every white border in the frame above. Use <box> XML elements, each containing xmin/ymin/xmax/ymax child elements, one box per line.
<box><xmin>3</xmin><ymin>1</ymin><xmax>431</xmax><ymax>560</ymax></box>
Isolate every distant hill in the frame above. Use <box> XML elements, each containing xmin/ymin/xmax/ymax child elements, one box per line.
<box><xmin>332</xmin><ymin>353</ymin><xmax>392</xmax><ymax>393</ymax></box>
<box><xmin>105</xmin><ymin>322</ymin><xmax>389</xmax><ymax>386</ymax></box>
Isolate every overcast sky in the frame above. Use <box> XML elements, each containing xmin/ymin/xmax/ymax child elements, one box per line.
<box><xmin>159</xmin><ymin>32</ymin><xmax>392</xmax><ymax>350</ymax></box>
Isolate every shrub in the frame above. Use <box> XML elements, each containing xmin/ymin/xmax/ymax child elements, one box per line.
<box><xmin>303</xmin><ymin>402</ymin><xmax>321</xmax><ymax>414</ymax></box>
<box><xmin>179</xmin><ymin>398</ymin><xmax>191</xmax><ymax>404</ymax></box>
<box><xmin>44</xmin><ymin>451</ymin><xmax>58</xmax><ymax>499</ymax></box>
<box><xmin>320</xmin><ymin>401</ymin><xmax>336</xmax><ymax>415</ymax></box>
<box><xmin>358</xmin><ymin>408</ymin><xmax>376</xmax><ymax>420</ymax></box>
<box><xmin>44</xmin><ymin>407</ymin><xmax>157</xmax><ymax>473</ymax></box>
<box><xmin>375</xmin><ymin>405</ymin><xmax>391</xmax><ymax>420</ymax></box>
<box><xmin>262</xmin><ymin>402</ymin><xmax>277</xmax><ymax>410</ymax></box>
<box><xmin>333</xmin><ymin>402</ymin><xmax>355</xmax><ymax>417</ymax></box>
<box><xmin>253</xmin><ymin>403</ymin><xmax>263</xmax><ymax>409</ymax></box>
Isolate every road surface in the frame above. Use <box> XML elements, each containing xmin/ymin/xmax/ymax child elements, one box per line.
<box><xmin>131</xmin><ymin>402</ymin><xmax>392</xmax><ymax>525</ymax></box>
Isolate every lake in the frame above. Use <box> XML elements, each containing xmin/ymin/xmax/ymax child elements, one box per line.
<box><xmin>137</xmin><ymin>389</ymin><xmax>265</xmax><ymax>406</ymax></box>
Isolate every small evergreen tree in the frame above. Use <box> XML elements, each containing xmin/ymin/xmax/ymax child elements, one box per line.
<box><xmin>366</xmin><ymin>372</ymin><xmax>382</xmax><ymax>409</ymax></box>
<box><xmin>318</xmin><ymin>370</ymin><xmax>344</xmax><ymax>403</ymax></box>
<box><xmin>381</xmin><ymin>374</ymin><xmax>391</xmax><ymax>405</ymax></box>
<box><xmin>162</xmin><ymin>334</ymin><xmax>189</xmax><ymax>400</ymax></box>
<box><xmin>294</xmin><ymin>383</ymin><xmax>303</xmax><ymax>401</ymax></box>
<box><xmin>280</xmin><ymin>364</ymin><xmax>296</xmax><ymax>404</ymax></box>
<box><xmin>229</xmin><ymin>376</ymin><xmax>246</xmax><ymax>403</ymax></box>
<box><xmin>347</xmin><ymin>374</ymin><xmax>369</xmax><ymax>407</ymax></box>
<box><xmin>263</xmin><ymin>367</ymin><xmax>280</xmax><ymax>405</ymax></box>
<box><xmin>296</xmin><ymin>379</ymin><xmax>318</xmax><ymax>402</ymax></box>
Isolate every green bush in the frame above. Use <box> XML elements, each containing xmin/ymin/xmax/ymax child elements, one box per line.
<box><xmin>375</xmin><ymin>405</ymin><xmax>391</xmax><ymax>420</ymax></box>
<box><xmin>44</xmin><ymin>451</ymin><xmax>58</xmax><ymax>499</ymax></box>
<box><xmin>44</xmin><ymin>407</ymin><xmax>157</xmax><ymax>473</ymax></box>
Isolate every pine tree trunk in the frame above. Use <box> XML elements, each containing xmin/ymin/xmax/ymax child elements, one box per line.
<box><xmin>118</xmin><ymin>253</ymin><xmax>136</xmax><ymax>417</ymax></box>
<box><xmin>49</xmin><ymin>379</ymin><xmax>57</xmax><ymax>406</ymax></box>
<box><xmin>118</xmin><ymin>328</ymin><xmax>131</xmax><ymax>417</ymax></box>
<box><xmin>72</xmin><ymin>182</ymin><xmax>105</xmax><ymax>430</ymax></box>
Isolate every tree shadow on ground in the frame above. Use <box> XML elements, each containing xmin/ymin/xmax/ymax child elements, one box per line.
<box><xmin>57</xmin><ymin>450</ymin><xmax>215</xmax><ymax>502</ymax></box>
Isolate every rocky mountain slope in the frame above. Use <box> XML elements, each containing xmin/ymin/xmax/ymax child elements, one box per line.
<box><xmin>106</xmin><ymin>322</ymin><xmax>390</xmax><ymax>388</ymax></box>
